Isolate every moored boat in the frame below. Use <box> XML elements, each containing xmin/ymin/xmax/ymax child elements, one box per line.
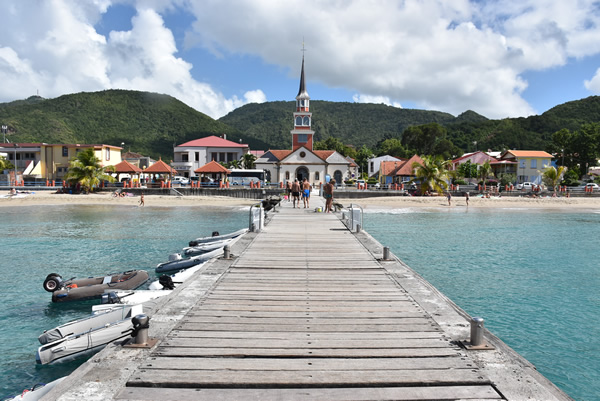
<box><xmin>155</xmin><ymin>247</ymin><xmax>222</xmax><ymax>274</ymax></box>
<box><xmin>43</xmin><ymin>270</ymin><xmax>149</xmax><ymax>303</ymax></box>
<box><xmin>148</xmin><ymin>261</ymin><xmax>207</xmax><ymax>290</ymax></box>
<box><xmin>182</xmin><ymin>238</ymin><xmax>232</xmax><ymax>257</ymax></box>
<box><xmin>36</xmin><ymin>303</ymin><xmax>143</xmax><ymax>365</ymax></box>
<box><xmin>188</xmin><ymin>228</ymin><xmax>247</xmax><ymax>247</ymax></box>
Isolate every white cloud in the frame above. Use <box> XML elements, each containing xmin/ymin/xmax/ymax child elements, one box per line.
<box><xmin>0</xmin><ymin>0</ymin><xmax>263</xmax><ymax>118</ymax></box>
<box><xmin>352</xmin><ymin>94</ymin><xmax>402</xmax><ymax>108</ymax></box>
<box><xmin>183</xmin><ymin>0</ymin><xmax>600</xmax><ymax>118</ymax></box>
<box><xmin>584</xmin><ymin>68</ymin><xmax>600</xmax><ymax>92</ymax></box>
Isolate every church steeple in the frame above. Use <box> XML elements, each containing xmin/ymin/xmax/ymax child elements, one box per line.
<box><xmin>291</xmin><ymin>51</ymin><xmax>314</xmax><ymax>151</ymax></box>
<box><xmin>296</xmin><ymin>55</ymin><xmax>309</xmax><ymax>101</ymax></box>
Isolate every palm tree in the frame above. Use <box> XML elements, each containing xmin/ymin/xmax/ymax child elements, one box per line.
<box><xmin>477</xmin><ymin>160</ymin><xmax>494</xmax><ymax>185</ymax></box>
<box><xmin>65</xmin><ymin>148</ymin><xmax>115</xmax><ymax>193</ymax></box>
<box><xmin>542</xmin><ymin>166</ymin><xmax>566</xmax><ymax>194</ymax></box>
<box><xmin>242</xmin><ymin>153</ymin><xmax>256</xmax><ymax>169</ymax></box>
<box><xmin>410</xmin><ymin>155</ymin><xmax>453</xmax><ymax>195</ymax></box>
<box><xmin>0</xmin><ymin>156</ymin><xmax>13</xmax><ymax>171</ymax></box>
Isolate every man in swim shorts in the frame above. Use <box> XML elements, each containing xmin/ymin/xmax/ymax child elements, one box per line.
<box><xmin>291</xmin><ymin>179</ymin><xmax>301</xmax><ymax>208</ymax></box>
<box><xmin>302</xmin><ymin>178</ymin><xmax>311</xmax><ymax>208</ymax></box>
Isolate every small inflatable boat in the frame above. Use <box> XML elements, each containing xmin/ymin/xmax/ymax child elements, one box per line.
<box><xmin>188</xmin><ymin>228</ymin><xmax>247</xmax><ymax>247</ymax></box>
<box><xmin>156</xmin><ymin>247</ymin><xmax>223</xmax><ymax>274</ymax></box>
<box><xmin>43</xmin><ymin>270</ymin><xmax>149</xmax><ymax>303</ymax></box>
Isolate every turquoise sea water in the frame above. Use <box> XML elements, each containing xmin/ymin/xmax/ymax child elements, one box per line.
<box><xmin>364</xmin><ymin>207</ymin><xmax>599</xmax><ymax>401</ymax></box>
<box><xmin>0</xmin><ymin>204</ymin><xmax>597</xmax><ymax>400</ymax></box>
<box><xmin>0</xmin><ymin>204</ymin><xmax>247</xmax><ymax>398</ymax></box>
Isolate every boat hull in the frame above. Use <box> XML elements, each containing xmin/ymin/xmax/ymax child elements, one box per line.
<box><xmin>50</xmin><ymin>270</ymin><xmax>149</xmax><ymax>303</ymax></box>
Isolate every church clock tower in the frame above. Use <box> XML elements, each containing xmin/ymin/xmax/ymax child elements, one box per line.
<box><xmin>291</xmin><ymin>54</ymin><xmax>314</xmax><ymax>151</ymax></box>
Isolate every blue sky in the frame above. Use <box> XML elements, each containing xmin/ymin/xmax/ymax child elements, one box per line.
<box><xmin>1</xmin><ymin>0</ymin><xmax>600</xmax><ymax>120</ymax></box>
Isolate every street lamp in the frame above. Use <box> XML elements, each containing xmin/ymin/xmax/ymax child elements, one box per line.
<box><xmin>1</xmin><ymin>125</ymin><xmax>7</xmax><ymax>143</ymax></box>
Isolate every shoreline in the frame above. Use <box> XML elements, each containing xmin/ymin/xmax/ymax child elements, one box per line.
<box><xmin>1</xmin><ymin>190</ymin><xmax>600</xmax><ymax>210</ymax></box>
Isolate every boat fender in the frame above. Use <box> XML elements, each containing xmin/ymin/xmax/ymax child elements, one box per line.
<box><xmin>158</xmin><ymin>275</ymin><xmax>175</xmax><ymax>290</ymax></box>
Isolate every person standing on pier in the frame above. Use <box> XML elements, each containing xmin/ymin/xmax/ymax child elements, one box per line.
<box><xmin>324</xmin><ymin>179</ymin><xmax>335</xmax><ymax>212</ymax></box>
<box><xmin>286</xmin><ymin>180</ymin><xmax>292</xmax><ymax>202</ymax></box>
<box><xmin>302</xmin><ymin>178</ymin><xmax>311</xmax><ymax>208</ymax></box>
<box><xmin>291</xmin><ymin>179</ymin><xmax>301</xmax><ymax>208</ymax></box>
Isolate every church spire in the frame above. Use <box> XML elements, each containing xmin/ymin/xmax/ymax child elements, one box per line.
<box><xmin>296</xmin><ymin>54</ymin><xmax>309</xmax><ymax>100</ymax></box>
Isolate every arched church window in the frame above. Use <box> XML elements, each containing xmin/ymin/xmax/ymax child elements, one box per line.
<box><xmin>295</xmin><ymin>116</ymin><xmax>302</xmax><ymax>126</ymax></box>
<box><xmin>303</xmin><ymin>116</ymin><xmax>310</xmax><ymax>126</ymax></box>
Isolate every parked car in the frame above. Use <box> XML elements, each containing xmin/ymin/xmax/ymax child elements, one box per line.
<box><xmin>516</xmin><ymin>182</ymin><xmax>535</xmax><ymax>190</ymax></box>
<box><xmin>172</xmin><ymin>176</ymin><xmax>190</xmax><ymax>185</ymax></box>
<box><xmin>582</xmin><ymin>183</ymin><xmax>600</xmax><ymax>190</ymax></box>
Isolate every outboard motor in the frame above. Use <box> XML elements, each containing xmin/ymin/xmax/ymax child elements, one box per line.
<box><xmin>188</xmin><ymin>240</ymin><xmax>199</xmax><ymax>247</ymax></box>
<box><xmin>101</xmin><ymin>291</ymin><xmax>121</xmax><ymax>304</ymax></box>
<box><xmin>167</xmin><ymin>253</ymin><xmax>182</xmax><ymax>262</ymax></box>
<box><xmin>42</xmin><ymin>273</ymin><xmax>64</xmax><ymax>293</ymax></box>
<box><xmin>158</xmin><ymin>275</ymin><xmax>175</xmax><ymax>290</ymax></box>
<box><xmin>211</xmin><ymin>231</ymin><xmax>220</xmax><ymax>237</ymax></box>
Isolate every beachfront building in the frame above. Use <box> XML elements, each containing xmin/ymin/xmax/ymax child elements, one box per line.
<box><xmin>171</xmin><ymin>135</ymin><xmax>249</xmax><ymax>178</ymax></box>
<box><xmin>255</xmin><ymin>54</ymin><xmax>353</xmax><ymax>186</ymax></box>
<box><xmin>378</xmin><ymin>155</ymin><xmax>424</xmax><ymax>186</ymax></box>
<box><xmin>368</xmin><ymin>155</ymin><xmax>402</xmax><ymax>178</ymax></box>
<box><xmin>0</xmin><ymin>142</ymin><xmax>122</xmax><ymax>183</ymax></box>
<box><xmin>495</xmin><ymin>150</ymin><xmax>553</xmax><ymax>185</ymax></box>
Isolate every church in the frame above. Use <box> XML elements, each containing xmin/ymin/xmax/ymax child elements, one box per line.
<box><xmin>255</xmin><ymin>55</ymin><xmax>356</xmax><ymax>186</ymax></box>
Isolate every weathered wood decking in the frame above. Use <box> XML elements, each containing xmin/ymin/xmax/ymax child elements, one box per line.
<box><xmin>116</xmin><ymin>200</ymin><xmax>502</xmax><ymax>400</ymax></box>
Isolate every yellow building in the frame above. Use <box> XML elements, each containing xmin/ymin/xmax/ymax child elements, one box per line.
<box><xmin>495</xmin><ymin>150</ymin><xmax>553</xmax><ymax>185</ymax></box>
<box><xmin>0</xmin><ymin>143</ymin><xmax>122</xmax><ymax>181</ymax></box>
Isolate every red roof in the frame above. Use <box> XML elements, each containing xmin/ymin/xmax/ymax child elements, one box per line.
<box><xmin>178</xmin><ymin>135</ymin><xmax>247</xmax><ymax>148</ymax></box>
<box><xmin>269</xmin><ymin>150</ymin><xmax>293</xmax><ymax>161</ymax></box>
<box><xmin>112</xmin><ymin>160</ymin><xmax>143</xmax><ymax>173</ymax></box>
<box><xmin>313</xmin><ymin>150</ymin><xmax>335</xmax><ymax>161</ymax></box>
<box><xmin>143</xmin><ymin>159</ymin><xmax>177</xmax><ymax>174</ymax></box>
<box><xmin>502</xmin><ymin>150</ymin><xmax>553</xmax><ymax>159</ymax></box>
<box><xmin>194</xmin><ymin>160</ymin><xmax>231</xmax><ymax>174</ymax></box>
<box><xmin>380</xmin><ymin>155</ymin><xmax>423</xmax><ymax>177</ymax></box>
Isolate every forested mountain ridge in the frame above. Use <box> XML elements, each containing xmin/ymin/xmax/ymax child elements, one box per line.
<box><xmin>0</xmin><ymin>90</ymin><xmax>268</xmax><ymax>159</ymax></box>
<box><xmin>1</xmin><ymin>89</ymin><xmax>599</xmax><ymax>159</ymax></box>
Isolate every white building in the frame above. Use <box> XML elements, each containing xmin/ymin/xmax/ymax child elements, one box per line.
<box><xmin>255</xmin><ymin>54</ymin><xmax>355</xmax><ymax>186</ymax></box>
<box><xmin>171</xmin><ymin>136</ymin><xmax>249</xmax><ymax>178</ymax></box>
<box><xmin>368</xmin><ymin>155</ymin><xmax>403</xmax><ymax>178</ymax></box>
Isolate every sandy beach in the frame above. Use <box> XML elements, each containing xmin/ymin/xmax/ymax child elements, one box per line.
<box><xmin>1</xmin><ymin>190</ymin><xmax>600</xmax><ymax>210</ymax></box>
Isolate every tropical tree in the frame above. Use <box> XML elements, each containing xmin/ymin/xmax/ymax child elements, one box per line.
<box><xmin>65</xmin><ymin>148</ymin><xmax>115</xmax><ymax>193</ymax></box>
<box><xmin>242</xmin><ymin>153</ymin><xmax>256</xmax><ymax>169</ymax></box>
<box><xmin>410</xmin><ymin>155</ymin><xmax>453</xmax><ymax>195</ymax></box>
<box><xmin>457</xmin><ymin>160</ymin><xmax>477</xmax><ymax>183</ymax></box>
<box><xmin>477</xmin><ymin>160</ymin><xmax>494</xmax><ymax>184</ymax></box>
<box><xmin>541</xmin><ymin>166</ymin><xmax>566</xmax><ymax>194</ymax></box>
<box><xmin>0</xmin><ymin>155</ymin><xmax>13</xmax><ymax>171</ymax></box>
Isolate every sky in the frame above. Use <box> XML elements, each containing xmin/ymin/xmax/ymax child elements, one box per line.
<box><xmin>1</xmin><ymin>0</ymin><xmax>600</xmax><ymax>120</ymax></box>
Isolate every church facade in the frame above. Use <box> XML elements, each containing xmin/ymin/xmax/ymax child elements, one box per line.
<box><xmin>255</xmin><ymin>55</ymin><xmax>356</xmax><ymax>186</ymax></box>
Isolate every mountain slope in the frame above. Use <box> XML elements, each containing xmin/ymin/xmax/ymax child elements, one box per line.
<box><xmin>0</xmin><ymin>90</ymin><xmax>268</xmax><ymax>158</ymax></box>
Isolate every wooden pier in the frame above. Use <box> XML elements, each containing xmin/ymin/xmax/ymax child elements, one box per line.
<box><xmin>47</xmin><ymin>197</ymin><xmax>572</xmax><ymax>400</ymax></box>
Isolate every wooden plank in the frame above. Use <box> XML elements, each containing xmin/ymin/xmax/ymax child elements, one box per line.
<box><xmin>154</xmin><ymin>347</ymin><xmax>462</xmax><ymax>358</ymax></box>
<box><xmin>127</xmin><ymin>369</ymin><xmax>489</xmax><ymax>387</ymax></box>
<box><xmin>180</xmin><ymin>317</ymin><xmax>433</xmax><ymax>325</ymax></box>
<box><xmin>175</xmin><ymin>323</ymin><xmax>441</xmax><ymax>332</ymax></box>
<box><xmin>186</xmin><ymin>311</ymin><xmax>426</xmax><ymax>318</ymax></box>
<box><xmin>139</xmin><ymin>356</ymin><xmax>476</xmax><ymax>371</ymax></box>
<box><xmin>115</xmin><ymin>385</ymin><xmax>502</xmax><ymax>401</ymax></box>
<box><xmin>168</xmin><ymin>331</ymin><xmax>443</xmax><ymax>340</ymax></box>
<box><xmin>159</xmin><ymin>338</ymin><xmax>452</xmax><ymax>349</ymax></box>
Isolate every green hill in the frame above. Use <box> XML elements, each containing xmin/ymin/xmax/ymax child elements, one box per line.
<box><xmin>0</xmin><ymin>90</ymin><xmax>268</xmax><ymax>159</ymax></box>
<box><xmin>1</xmin><ymin>89</ymin><xmax>599</xmax><ymax>159</ymax></box>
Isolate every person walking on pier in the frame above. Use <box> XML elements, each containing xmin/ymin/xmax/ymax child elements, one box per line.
<box><xmin>302</xmin><ymin>178</ymin><xmax>311</xmax><ymax>208</ymax></box>
<box><xmin>291</xmin><ymin>179</ymin><xmax>301</xmax><ymax>208</ymax></box>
